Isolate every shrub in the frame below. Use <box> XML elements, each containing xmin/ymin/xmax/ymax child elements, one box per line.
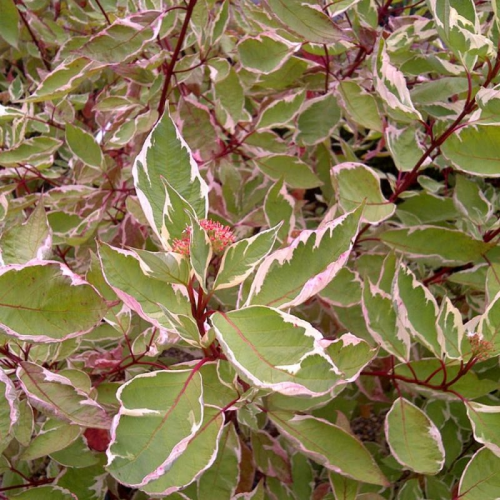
<box><xmin>0</xmin><ymin>0</ymin><xmax>500</xmax><ymax>499</ymax></box>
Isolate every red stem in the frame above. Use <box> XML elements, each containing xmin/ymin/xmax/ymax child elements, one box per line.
<box><xmin>157</xmin><ymin>0</ymin><xmax>198</xmax><ymax>117</ymax></box>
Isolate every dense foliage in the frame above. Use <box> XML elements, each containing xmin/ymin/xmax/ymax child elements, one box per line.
<box><xmin>1</xmin><ymin>0</ymin><xmax>500</xmax><ymax>498</ymax></box>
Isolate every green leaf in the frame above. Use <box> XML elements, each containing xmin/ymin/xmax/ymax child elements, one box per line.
<box><xmin>238</xmin><ymin>35</ymin><xmax>295</xmax><ymax>74</ymax></box>
<box><xmin>466</xmin><ymin>402</ymin><xmax>500</xmax><ymax>456</ymax></box>
<box><xmin>134</xmin><ymin>248</ymin><xmax>190</xmax><ymax>285</ymax></box>
<box><xmin>324</xmin><ymin>333</ymin><xmax>377</xmax><ymax>381</ymax></box>
<box><xmin>0</xmin><ymin>0</ymin><xmax>20</xmax><ymax>47</ymax></box>
<box><xmin>331</xmin><ymin>163</ymin><xmax>395</xmax><ymax>224</ymax></box>
<box><xmin>132</xmin><ymin>110</ymin><xmax>208</xmax><ymax>249</ymax></box>
<box><xmin>264</xmin><ymin>179</ymin><xmax>295</xmax><ymax>244</ymax></box>
<box><xmin>337</xmin><ymin>81</ymin><xmax>383</xmax><ymax>132</ymax></box>
<box><xmin>268</xmin><ymin>411</ymin><xmax>388</xmax><ymax>486</ymax></box>
<box><xmin>213</xmin><ymin>64</ymin><xmax>247</xmax><ymax>131</ymax></box>
<box><xmin>212</xmin><ymin>306</ymin><xmax>340</xmax><ymax>396</ymax></box>
<box><xmin>295</xmin><ymin>94</ymin><xmax>341</xmax><ymax>146</ymax></box>
<box><xmin>20</xmin><ymin>420</ymin><xmax>81</xmax><ymax>460</ymax></box>
<box><xmin>458</xmin><ymin>447</ymin><xmax>500</xmax><ymax>499</ymax></box>
<box><xmin>385</xmin><ymin>397</ymin><xmax>445</xmax><ymax>474</ymax></box>
<box><xmin>50</xmin><ymin>436</ymin><xmax>100</xmax><ymax>468</ymax></box>
<box><xmin>380</xmin><ymin>226</ymin><xmax>493</xmax><ymax>265</ymax></box>
<box><xmin>107</xmin><ymin>369</ymin><xmax>203</xmax><ymax>487</ymax></box>
<box><xmin>57</xmin><ymin>461</ymin><xmax>107</xmax><ymax>500</ymax></box>
<box><xmin>441</xmin><ymin>125</ymin><xmax>500</xmax><ymax>177</ymax></box>
<box><xmin>386</xmin><ymin>124</ymin><xmax>427</xmax><ymax>172</ymax></box>
<box><xmin>0</xmin><ymin>202</ymin><xmax>52</xmax><ymax>265</ymax></box>
<box><xmin>214</xmin><ymin>224</ymin><xmax>280</xmax><ymax>290</ymax></box>
<box><xmin>251</xmin><ymin>430</ymin><xmax>291</xmax><ymax>482</ymax></box>
<box><xmin>7</xmin><ymin>485</ymin><xmax>77</xmax><ymax>500</ymax></box>
<box><xmin>65</xmin><ymin>124</ymin><xmax>104</xmax><ymax>169</ymax></box>
<box><xmin>246</xmin><ymin>208</ymin><xmax>361</xmax><ymax>309</ymax></box>
<box><xmin>320</xmin><ymin>268</ymin><xmax>362</xmax><ymax>307</ymax></box>
<box><xmin>17</xmin><ymin>362</ymin><xmax>111</xmax><ymax>429</ymax></box>
<box><xmin>142</xmin><ymin>406</ymin><xmax>224</xmax><ymax>495</ymax></box>
<box><xmin>12</xmin><ymin>399</ymin><xmax>33</xmax><ymax>447</ymax></box>
<box><xmin>189</xmin><ymin>218</ymin><xmax>212</xmax><ymax>293</ymax></box>
<box><xmin>79</xmin><ymin>11</ymin><xmax>163</xmax><ymax>64</ymax></box>
<box><xmin>329</xmin><ymin>472</ymin><xmax>359</xmax><ymax>500</ymax></box>
<box><xmin>268</xmin><ymin>0</ymin><xmax>345</xmax><ymax>43</ymax></box>
<box><xmin>0</xmin><ymin>262</ymin><xmax>107</xmax><ymax>342</ymax></box>
<box><xmin>198</xmin><ymin>423</ymin><xmax>241</xmax><ymax>499</ymax></box>
<box><xmin>255</xmin><ymin>155</ymin><xmax>322</xmax><ymax>189</ymax></box>
<box><xmin>454</xmin><ymin>175</ymin><xmax>493</xmax><ymax>226</ymax></box>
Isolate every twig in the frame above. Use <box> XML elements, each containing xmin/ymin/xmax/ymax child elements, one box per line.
<box><xmin>157</xmin><ymin>0</ymin><xmax>198</xmax><ymax>117</ymax></box>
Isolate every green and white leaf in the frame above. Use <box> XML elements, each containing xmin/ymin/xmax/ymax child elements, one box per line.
<box><xmin>214</xmin><ymin>224</ymin><xmax>281</xmax><ymax>290</ymax></box>
<box><xmin>17</xmin><ymin>362</ymin><xmax>111</xmax><ymax>429</ymax></box>
<box><xmin>374</xmin><ymin>39</ymin><xmax>422</xmax><ymax>121</ymax></box>
<box><xmin>189</xmin><ymin>218</ymin><xmax>212</xmax><ymax>293</ymax></box>
<box><xmin>331</xmin><ymin>163</ymin><xmax>395</xmax><ymax>224</ymax></box>
<box><xmin>98</xmin><ymin>243</ymin><xmax>191</xmax><ymax>331</ymax></box>
<box><xmin>362</xmin><ymin>280</ymin><xmax>410</xmax><ymax>362</ymax></box>
<box><xmin>441</xmin><ymin>124</ymin><xmax>500</xmax><ymax>177</ymax></box>
<box><xmin>437</xmin><ymin>296</ymin><xmax>464</xmax><ymax>359</ymax></box>
<box><xmin>212</xmin><ymin>306</ymin><xmax>340</xmax><ymax>396</ymax></box>
<box><xmin>141</xmin><ymin>406</ymin><xmax>224</xmax><ymax>495</ymax></box>
<box><xmin>107</xmin><ymin>369</ymin><xmax>203</xmax><ymax>488</ymax></box>
<box><xmin>246</xmin><ymin>208</ymin><xmax>361</xmax><ymax>309</ymax></box>
<box><xmin>255</xmin><ymin>155</ymin><xmax>323</xmax><ymax>189</ymax></box>
<box><xmin>380</xmin><ymin>226</ymin><xmax>494</xmax><ymax>265</ymax></box>
<box><xmin>268</xmin><ymin>411</ymin><xmax>388</xmax><ymax>486</ymax></box>
<box><xmin>0</xmin><ymin>202</ymin><xmax>52</xmax><ymax>265</ymax></box>
<box><xmin>295</xmin><ymin>94</ymin><xmax>341</xmax><ymax>146</ymax></box>
<box><xmin>393</xmin><ymin>264</ymin><xmax>443</xmax><ymax>357</ymax></box>
<box><xmin>237</xmin><ymin>34</ymin><xmax>297</xmax><ymax>74</ymax></box>
<box><xmin>385</xmin><ymin>397</ymin><xmax>445</xmax><ymax>474</ymax></box>
<box><xmin>0</xmin><ymin>262</ymin><xmax>107</xmax><ymax>342</ymax></box>
<box><xmin>458</xmin><ymin>447</ymin><xmax>500</xmax><ymax>499</ymax></box>
<box><xmin>466</xmin><ymin>402</ymin><xmax>500</xmax><ymax>456</ymax></box>
<box><xmin>134</xmin><ymin>249</ymin><xmax>190</xmax><ymax>285</ymax></box>
<box><xmin>267</xmin><ymin>0</ymin><xmax>346</xmax><ymax>43</ymax></box>
<box><xmin>337</xmin><ymin>81</ymin><xmax>383</xmax><ymax>132</ymax></box>
<box><xmin>132</xmin><ymin>110</ymin><xmax>208</xmax><ymax>249</ymax></box>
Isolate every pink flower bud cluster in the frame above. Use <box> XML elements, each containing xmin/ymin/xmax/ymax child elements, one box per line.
<box><xmin>468</xmin><ymin>333</ymin><xmax>494</xmax><ymax>361</ymax></box>
<box><xmin>172</xmin><ymin>219</ymin><xmax>236</xmax><ymax>255</ymax></box>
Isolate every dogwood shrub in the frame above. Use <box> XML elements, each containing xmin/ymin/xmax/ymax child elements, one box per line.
<box><xmin>0</xmin><ymin>0</ymin><xmax>500</xmax><ymax>499</ymax></box>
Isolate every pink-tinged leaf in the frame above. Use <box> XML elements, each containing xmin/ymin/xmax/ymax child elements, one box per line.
<box><xmin>212</xmin><ymin>306</ymin><xmax>341</xmax><ymax>396</ymax></box>
<box><xmin>98</xmin><ymin>242</ymin><xmax>191</xmax><ymax>332</ymax></box>
<box><xmin>17</xmin><ymin>362</ymin><xmax>111</xmax><ymax>429</ymax></box>
<box><xmin>141</xmin><ymin>405</ymin><xmax>225</xmax><ymax>495</ymax></box>
<box><xmin>0</xmin><ymin>261</ymin><xmax>108</xmax><ymax>342</ymax></box>
<box><xmin>0</xmin><ymin>369</ymin><xmax>19</xmax><ymax>448</ymax></box>
<box><xmin>107</xmin><ymin>369</ymin><xmax>204</xmax><ymax>488</ymax></box>
<box><xmin>78</xmin><ymin>11</ymin><xmax>164</xmax><ymax>64</ymax></box>
<box><xmin>268</xmin><ymin>411</ymin><xmax>389</xmax><ymax>486</ymax></box>
<box><xmin>245</xmin><ymin>208</ymin><xmax>361</xmax><ymax>309</ymax></box>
